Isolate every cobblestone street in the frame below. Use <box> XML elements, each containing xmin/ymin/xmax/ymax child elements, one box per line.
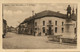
<box><xmin>3</xmin><ymin>32</ymin><xmax>76</xmax><ymax>49</ymax></box>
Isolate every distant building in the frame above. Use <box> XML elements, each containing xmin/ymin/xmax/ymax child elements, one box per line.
<box><xmin>7</xmin><ymin>26</ymin><xmax>15</xmax><ymax>32</ymax></box>
<box><xmin>17</xmin><ymin>6</ymin><xmax>77</xmax><ymax>38</ymax></box>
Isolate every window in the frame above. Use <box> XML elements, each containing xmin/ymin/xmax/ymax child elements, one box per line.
<box><xmin>43</xmin><ymin>21</ymin><xmax>45</xmax><ymax>26</ymax></box>
<box><xmin>74</xmin><ymin>28</ymin><xmax>76</xmax><ymax>34</ymax></box>
<box><xmin>55</xmin><ymin>21</ymin><xmax>57</xmax><ymax>26</ymax></box>
<box><xmin>35</xmin><ymin>22</ymin><xmax>37</xmax><ymax>26</ymax></box>
<box><xmin>62</xmin><ymin>28</ymin><xmax>64</xmax><ymax>33</ymax></box>
<box><xmin>62</xmin><ymin>22</ymin><xmax>64</xmax><ymax>26</ymax></box>
<box><xmin>25</xmin><ymin>23</ymin><xmax>27</xmax><ymax>27</ymax></box>
<box><xmin>35</xmin><ymin>28</ymin><xmax>37</xmax><ymax>30</ymax></box>
<box><xmin>49</xmin><ymin>20</ymin><xmax>52</xmax><ymax>24</ymax></box>
<box><xmin>43</xmin><ymin>27</ymin><xmax>45</xmax><ymax>33</ymax></box>
<box><xmin>55</xmin><ymin>27</ymin><xmax>57</xmax><ymax>33</ymax></box>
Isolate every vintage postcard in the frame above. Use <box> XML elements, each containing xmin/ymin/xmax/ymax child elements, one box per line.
<box><xmin>0</xmin><ymin>0</ymin><xmax>80</xmax><ymax>52</ymax></box>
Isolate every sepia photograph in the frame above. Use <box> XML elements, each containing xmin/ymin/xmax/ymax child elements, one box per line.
<box><xmin>2</xmin><ymin>3</ymin><xmax>77</xmax><ymax>49</ymax></box>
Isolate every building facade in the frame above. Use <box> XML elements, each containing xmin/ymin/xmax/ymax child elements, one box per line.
<box><xmin>34</xmin><ymin>16</ymin><xmax>76</xmax><ymax>36</ymax></box>
<box><xmin>17</xmin><ymin>6</ymin><xmax>77</xmax><ymax>39</ymax></box>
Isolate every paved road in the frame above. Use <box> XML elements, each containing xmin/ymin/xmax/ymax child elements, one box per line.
<box><xmin>3</xmin><ymin>32</ymin><xmax>76</xmax><ymax>49</ymax></box>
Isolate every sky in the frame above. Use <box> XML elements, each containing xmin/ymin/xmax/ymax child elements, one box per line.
<box><xmin>3</xmin><ymin>3</ymin><xmax>77</xmax><ymax>27</ymax></box>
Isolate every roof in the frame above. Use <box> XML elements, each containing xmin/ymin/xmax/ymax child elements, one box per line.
<box><xmin>22</xmin><ymin>10</ymin><xmax>77</xmax><ymax>24</ymax></box>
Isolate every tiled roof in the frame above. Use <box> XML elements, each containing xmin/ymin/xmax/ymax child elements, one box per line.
<box><xmin>22</xmin><ymin>10</ymin><xmax>77</xmax><ymax>24</ymax></box>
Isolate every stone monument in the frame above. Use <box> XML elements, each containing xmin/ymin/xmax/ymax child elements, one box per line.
<box><xmin>63</xmin><ymin>5</ymin><xmax>75</xmax><ymax>39</ymax></box>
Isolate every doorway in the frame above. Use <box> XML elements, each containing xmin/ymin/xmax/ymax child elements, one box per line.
<box><xmin>47</xmin><ymin>27</ymin><xmax>53</xmax><ymax>35</ymax></box>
